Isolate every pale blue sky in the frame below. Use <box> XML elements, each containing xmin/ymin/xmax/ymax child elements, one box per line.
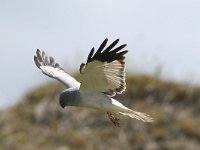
<box><xmin>0</xmin><ymin>0</ymin><xmax>200</xmax><ymax>108</ymax></box>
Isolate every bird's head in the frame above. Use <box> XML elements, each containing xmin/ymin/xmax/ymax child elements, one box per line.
<box><xmin>59</xmin><ymin>94</ymin><xmax>66</xmax><ymax>108</ymax></box>
<box><xmin>59</xmin><ymin>89</ymin><xmax>81</xmax><ymax>108</ymax></box>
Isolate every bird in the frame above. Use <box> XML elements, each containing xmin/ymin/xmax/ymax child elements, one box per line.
<box><xmin>34</xmin><ymin>38</ymin><xmax>153</xmax><ymax>126</ymax></box>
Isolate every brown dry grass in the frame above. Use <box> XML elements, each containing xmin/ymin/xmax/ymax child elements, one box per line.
<box><xmin>0</xmin><ymin>75</ymin><xmax>199</xmax><ymax>150</ymax></box>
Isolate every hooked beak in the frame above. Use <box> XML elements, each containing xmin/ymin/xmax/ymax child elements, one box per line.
<box><xmin>59</xmin><ymin>99</ymin><xmax>65</xmax><ymax>109</ymax></box>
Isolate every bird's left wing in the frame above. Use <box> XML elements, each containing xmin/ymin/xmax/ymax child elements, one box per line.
<box><xmin>34</xmin><ymin>49</ymin><xmax>80</xmax><ymax>88</ymax></box>
<box><xmin>80</xmin><ymin>39</ymin><xmax>128</xmax><ymax>96</ymax></box>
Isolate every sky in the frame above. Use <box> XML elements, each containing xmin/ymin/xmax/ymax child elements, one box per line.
<box><xmin>0</xmin><ymin>0</ymin><xmax>200</xmax><ymax>108</ymax></box>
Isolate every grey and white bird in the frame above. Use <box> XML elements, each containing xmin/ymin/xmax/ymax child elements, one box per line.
<box><xmin>34</xmin><ymin>39</ymin><xmax>153</xmax><ymax>126</ymax></box>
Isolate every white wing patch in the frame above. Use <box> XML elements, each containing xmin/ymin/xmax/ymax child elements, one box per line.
<box><xmin>80</xmin><ymin>39</ymin><xmax>127</xmax><ymax>96</ymax></box>
<box><xmin>34</xmin><ymin>49</ymin><xmax>80</xmax><ymax>88</ymax></box>
<box><xmin>104</xmin><ymin>60</ymin><xmax>126</xmax><ymax>93</ymax></box>
<box><xmin>80</xmin><ymin>61</ymin><xmax>108</xmax><ymax>92</ymax></box>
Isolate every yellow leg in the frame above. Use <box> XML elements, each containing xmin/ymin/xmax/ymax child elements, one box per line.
<box><xmin>107</xmin><ymin>112</ymin><xmax>120</xmax><ymax>127</ymax></box>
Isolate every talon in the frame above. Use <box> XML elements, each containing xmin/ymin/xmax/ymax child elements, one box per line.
<box><xmin>107</xmin><ymin>112</ymin><xmax>120</xmax><ymax>127</ymax></box>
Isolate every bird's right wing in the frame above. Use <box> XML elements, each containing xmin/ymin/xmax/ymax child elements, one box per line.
<box><xmin>34</xmin><ymin>49</ymin><xmax>80</xmax><ymax>89</ymax></box>
<box><xmin>79</xmin><ymin>39</ymin><xmax>128</xmax><ymax>97</ymax></box>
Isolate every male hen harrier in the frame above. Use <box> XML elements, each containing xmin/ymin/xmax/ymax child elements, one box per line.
<box><xmin>34</xmin><ymin>39</ymin><xmax>153</xmax><ymax>126</ymax></box>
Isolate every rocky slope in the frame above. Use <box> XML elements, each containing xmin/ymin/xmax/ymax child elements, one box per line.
<box><xmin>0</xmin><ymin>75</ymin><xmax>200</xmax><ymax>150</ymax></box>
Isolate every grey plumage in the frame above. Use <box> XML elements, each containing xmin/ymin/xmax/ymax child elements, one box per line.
<box><xmin>49</xmin><ymin>56</ymin><xmax>55</xmax><ymax>66</ymax></box>
<box><xmin>34</xmin><ymin>49</ymin><xmax>80</xmax><ymax>88</ymax></box>
<box><xmin>34</xmin><ymin>39</ymin><xmax>153</xmax><ymax>126</ymax></box>
<box><xmin>59</xmin><ymin>88</ymin><xmax>81</xmax><ymax>108</ymax></box>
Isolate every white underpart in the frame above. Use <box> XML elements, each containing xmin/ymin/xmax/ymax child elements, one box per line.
<box><xmin>35</xmin><ymin>49</ymin><xmax>154</xmax><ymax>123</ymax></box>
<box><xmin>110</xmin><ymin>98</ymin><xmax>153</xmax><ymax>122</ymax></box>
<box><xmin>80</xmin><ymin>92</ymin><xmax>153</xmax><ymax>122</ymax></box>
<box><xmin>40</xmin><ymin>66</ymin><xmax>153</xmax><ymax>122</ymax></box>
<box><xmin>80</xmin><ymin>60</ymin><xmax>125</xmax><ymax>96</ymax></box>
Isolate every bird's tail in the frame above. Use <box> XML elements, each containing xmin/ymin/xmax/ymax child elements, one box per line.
<box><xmin>110</xmin><ymin>98</ymin><xmax>153</xmax><ymax>122</ymax></box>
<box><xmin>119</xmin><ymin>111</ymin><xmax>153</xmax><ymax>122</ymax></box>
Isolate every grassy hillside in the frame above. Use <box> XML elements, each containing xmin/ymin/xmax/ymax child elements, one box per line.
<box><xmin>0</xmin><ymin>75</ymin><xmax>200</xmax><ymax>150</ymax></box>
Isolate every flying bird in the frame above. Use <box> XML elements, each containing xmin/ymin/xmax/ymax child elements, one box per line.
<box><xmin>34</xmin><ymin>39</ymin><xmax>153</xmax><ymax>126</ymax></box>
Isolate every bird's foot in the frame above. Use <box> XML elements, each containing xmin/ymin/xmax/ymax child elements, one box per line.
<box><xmin>107</xmin><ymin>112</ymin><xmax>120</xmax><ymax>127</ymax></box>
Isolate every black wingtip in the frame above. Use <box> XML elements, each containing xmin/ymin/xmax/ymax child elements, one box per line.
<box><xmin>86</xmin><ymin>39</ymin><xmax>128</xmax><ymax>63</ymax></box>
<box><xmin>104</xmin><ymin>39</ymin><xmax>120</xmax><ymax>53</ymax></box>
<box><xmin>111</xmin><ymin>44</ymin><xmax>127</xmax><ymax>54</ymax></box>
<box><xmin>87</xmin><ymin>47</ymin><xmax>95</xmax><ymax>62</ymax></box>
<box><xmin>105</xmin><ymin>38</ymin><xmax>109</xmax><ymax>42</ymax></box>
<box><xmin>96</xmin><ymin>38</ymin><xmax>108</xmax><ymax>53</ymax></box>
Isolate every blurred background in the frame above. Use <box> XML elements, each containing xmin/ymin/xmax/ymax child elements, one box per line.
<box><xmin>0</xmin><ymin>0</ymin><xmax>200</xmax><ymax>149</ymax></box>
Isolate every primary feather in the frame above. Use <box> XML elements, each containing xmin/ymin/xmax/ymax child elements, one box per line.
<box><xmin>34</xmin><ymin>49</ymin><xmax>80</xmax><ymax>88</ymax></box>
<box><xmin>80</xmin><ymin>38</ymin><xmax>127</xmax><ymax>96</ymax></box>
<box><xmin>34</xmin><ymin>39</ymin><xmax>153</xmax><ymax>127</ymax></box>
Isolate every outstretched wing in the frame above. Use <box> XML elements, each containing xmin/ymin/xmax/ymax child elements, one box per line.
<box><xmin>34</xmin><ymin>49</ymin><xmax>80</xmax><ymax>88</ymax></box>
<box><xmin>80</xmin><ymin>38</ymin><xmax>128</xmax><ymax>96</ymax></box>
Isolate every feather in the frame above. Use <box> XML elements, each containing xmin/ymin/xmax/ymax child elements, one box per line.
<box><xmin>34</xmin><ymin>49</ymin><xmax>80</xmax><ymax>88</ymax></box>
<box><xmin>49</xmin><ymin>56</ymin><xmax>55</xmax><ymax>66</ymax></box>
<box><xmin>36</xmin><ymin>49</ymin><xmax>43</xmax><ymax>63</ymax></box>
<box><xmin>96</xmin><ymin>38</ymin><xmax>108</xmax><ymax>54</ymax></box>
<box><xmin>34</xmin><ymin>55</ymin><xmax>41</xmax><ymax>69</ymax></box>
<box><xmin>87</xmin><ymin>48</ymin><xmax>95</xmax><ymax>63</ymax></box>
<box><xmin>80</xmin><ymin>39</ymin><xmax>128</xmax><ymax>96</ymax></box>
<box><xmin>104</xmin><ymin>39</ymin><xmax>119</xmax><ymax>53</ymax></box>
